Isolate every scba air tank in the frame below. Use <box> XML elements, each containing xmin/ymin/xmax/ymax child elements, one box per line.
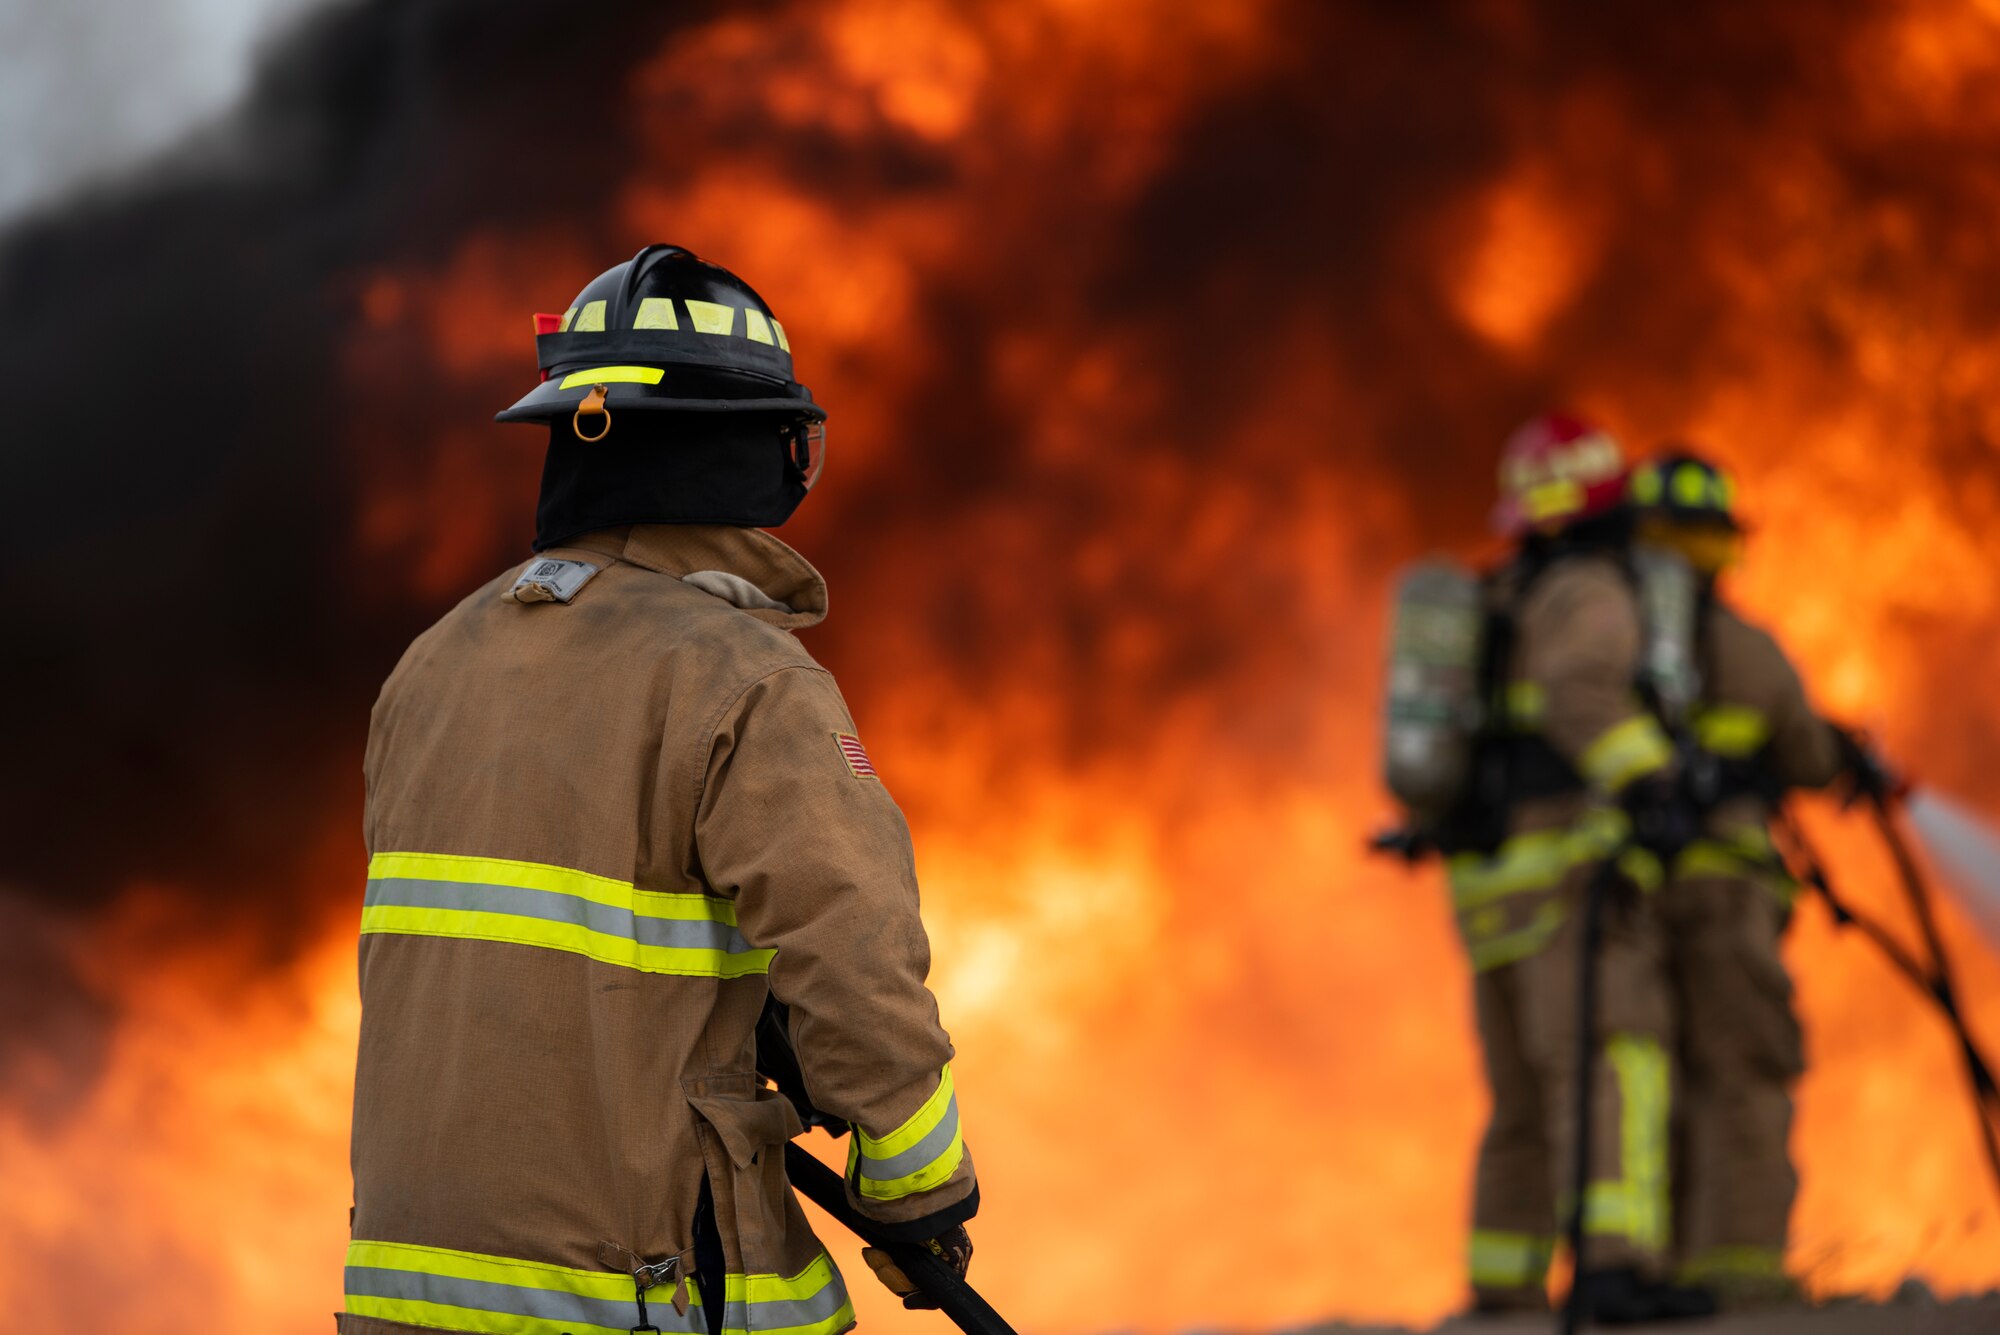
<box><xmin>1632</xmin><ymin>545</ymin><xmax>1702</xmax><ymax>726</ymax></box>
<box><xmin>1382</xmin><ymin>560</ymin><xmax>1487</xmax><ymax>815</ymax></box>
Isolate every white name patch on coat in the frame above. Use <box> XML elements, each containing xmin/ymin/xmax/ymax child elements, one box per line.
<box><xmin>506</xmin><ymin>558</ymin><xmax>600</xmax><ymax>604</ymax></box>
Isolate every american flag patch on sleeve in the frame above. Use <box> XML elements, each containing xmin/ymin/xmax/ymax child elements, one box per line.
<box><xmin>833</xmin><ymin>732</ymin><xmax>878</xmax><ymax>779</ymax></box>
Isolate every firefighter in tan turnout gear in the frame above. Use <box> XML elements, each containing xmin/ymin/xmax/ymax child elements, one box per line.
<box><xmin>1381</xmin><ymin>414</ymin><xmax>1713</xmax><ymax>1323</ymax></box>
<box><xmin>342</xmin><ymin>246</ymin><xmax>976</xmax><ymax>1335</ymax></box>
<box><xmin>1628</xmin><ymin>448</ymin><xmax>1847</xmax><ymax>1307</ymax></box>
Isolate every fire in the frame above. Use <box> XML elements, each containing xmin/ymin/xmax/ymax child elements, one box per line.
<box><xmin>6</xmin><ymin>1</ymin><xmax>2000</xmax><ymax>1332</ymax></box>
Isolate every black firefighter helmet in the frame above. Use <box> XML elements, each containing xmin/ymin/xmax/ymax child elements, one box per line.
<box><xmin>497</xmin><ymin>244</ymin><xmax>825</xmax><ymax>465</ymax></box>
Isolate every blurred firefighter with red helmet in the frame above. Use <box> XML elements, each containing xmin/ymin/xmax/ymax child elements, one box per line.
<box><xmin>1381</xmin><ymin>414</ymin><xmax>1713</xmax><ymax>1320</ymax></box>
<box><xmin>341</xmin><ymin>246</ymin><xmax>976</xmax><ymax>1335</ymax></box>
<box><xmin>1459</xmin><ymin>414</ymin><xmax>1712</xmax><ymax>1321</ymax></box>
<box><xmin>1628</xmin><ymin>447</ymin><xmax>1855</xmax><ymax>1308</ymax></box>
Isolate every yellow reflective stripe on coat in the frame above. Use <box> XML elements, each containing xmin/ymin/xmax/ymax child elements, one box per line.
<box><xmin>1577</xmin><ymin>715</ymin><xmax>1674</xmax><ymax>792</ymax></box>
<box><xmin>1690</xmin><ymin>703</ymin><xmax>1769</xmax><ymax>758</ymax></box>
<box><xmin>1449</xmin><ymin>807</ymin><xmax>1630</xmax><ymax>912</ymax></box>
<box><xmin>1468</xmin><ymin>1228</ymin><xmax>1556</xmax><ymax>1289</ymax></box>
<box><xmin>848</xmin><ymin>1065</ymin><xmax>964</xmax><ymax>1201</ymax></box>
<box><xmin>1450</xmin><ymin>808</ymin><xmax>1654</xmax><ymax>972</ymax></box>
<box><xmin>344</xmin><ymin>1238</ymin><xmax>699</xmax><ymax>1335</ymax></box>
<box><xmin>1464</xmin><ymin>899</ymin><xmax>1568</xmax><ymax>971</ymax></box>
<box><xmin>1582</xmin><ymin>1034</ymin><xmax>1670</xmax><ymax>1253</ymax></box>
<box><xmin>1673</xmin><ymin>825</ymin><xmax>1794</xmax><ymax>899</ymax></box>
<box><xmin>559</xmin><ymin>365</ymin><xmax>667</xmax><ymax>389</ymax></box>
<box><xmin>345</xmin><ymin>1240</ymin><xmax>854</xmax><ymax>1335</ymax></box>
<box><xmin>1504</xmin><ymin>680</ymin><xmax>1546</xmax><ymax>729</ymax></box>
<box><xmin>361</xmin><ymin>852</ymin><xmax>774</xmax><ymax>978</ymax></box>
<box><xmin>720</xmin><ymin>1251</ymin><xmax>856</xmax><ymax>1335</ymax></box>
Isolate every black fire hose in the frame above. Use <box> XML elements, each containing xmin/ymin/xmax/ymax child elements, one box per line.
<box><xmin>1778</xmin><ymin>805</ymin><xmax>2000</xmax><ymax>1210</ymax></box>
<box><xmin>782</xmin><ymin>1146</ymin><xmax>1019</xmax><ymax>1335</ymax></box>
<box><xmin>756</xmin><ymin>1002</ymin><xmax>1020</xmax><ymax>1335</ymax></box>
<box><xmin>1866</xmin><ymin>795</ymin><xmax>2000</xmax><ymax>1193</ymax></box>
<box><xmin>1560</xmin><ymin>851</ymin><xmax>1627</xmax><ymax>1335</ymax></box>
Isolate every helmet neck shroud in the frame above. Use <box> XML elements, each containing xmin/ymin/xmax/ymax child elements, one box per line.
<box><xmin>533</xmin><ymin>411</ymin><xmax>808</xmax><ymax>550</ymax></box>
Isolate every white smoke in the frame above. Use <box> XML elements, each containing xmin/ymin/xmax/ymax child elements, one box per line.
<box><xmin>1904</xmin><ymin>789</ymin><xmax>2000</xmax><ymax>954</ymax></box>
<box><xmin>0</xmin><ymin>0</ymin><xmax>332</xmax><ymax>224</ymax></box>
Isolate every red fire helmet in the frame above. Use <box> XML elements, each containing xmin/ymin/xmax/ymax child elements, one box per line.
<box><xmin>1491</xmin><ymin>412</ymin><xmax>1630</xmax><ymax>537</ymax></box>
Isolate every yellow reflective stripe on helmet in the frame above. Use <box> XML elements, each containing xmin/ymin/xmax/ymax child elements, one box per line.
<box><xmin>1524</xmin><ymin>478</ymin><xmax>1584</xmax><ymax>523</ymax></box>
<box><xmin>559</xmin><ymin>365</ymin><xmax>667</xmax><ymax>389</ymax></box>
<box><xmin>1691</xmin><ymin>703</ymin><xmax>1769</xmax><ymax>758</ymax></box>
<box><xmin>345</xmin><ymin>1238</ymin><xmax>698</xmax><ymax>1335</ymax></box>
<box><xmin>771</xmin><ymin>318</ymin><xmax>791</xmax><ymax>353</ymax></box>
<box><xmin>634</xmin><ymin>297</ymin><xmax>679</xmax><ymax>330</ymax></box>
<box><xmin>720</xmin><ymin>1251</ymin><xmax>855</xmax><ymax>1335</ymax></box>
<box><xmin>573</xmin><ymin>299</ymin><xmax>608</xmax><ymax>333</ymax></box>
<box><xmin>848</xmin><ymin>1065</ymin><xmax>965</xmax><ymax>1201</ymax></box>
<box><xmin>1578</xmin><ymin>715</ymin><xmax>1674</xmax><ymax>792</ymax></box>
<box><xmin>686</xmin><ymin>300</ymin><xmax>737</xmax><ymax>336</ymax></box>
<box><xmin>1468</xmin><ymin>1228</ymin><xmax>1556</xmax><ymax>1288</ymax></box>
<box><xmin>361</xmin><ymin>852</ymin><xmax>773</xmax><ymax>979</ymax></box>
<box><xmin>1671</xmin><ymin>462</ymin><xmax>1710</xmax><ymax>507</ymax></box>
<box><xmin>558</xmin><ymin>306</ymin><xmax>579</xmax><ymax>333</ymax></box>
<box><xmin>743</xmin><ymin>309</ymin><xmax>776</xmax><ymax>345</ymax></box>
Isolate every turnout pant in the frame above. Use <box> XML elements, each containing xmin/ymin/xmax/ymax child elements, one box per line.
<box><xmin>1662</xmin><ymin>874</ymin><xmax>1802</xmax><ymax>1293</ymax></box>
<box><xmin>1469</xmin><ymin>862</ymin><xmax>1675</xmax><ymax>1304</ymax></box>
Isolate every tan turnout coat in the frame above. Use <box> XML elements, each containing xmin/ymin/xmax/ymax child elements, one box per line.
<box><xmin>341</xmin><ymin>524</ymin><xmax>975</xmax><ymax>1335</ymax></box>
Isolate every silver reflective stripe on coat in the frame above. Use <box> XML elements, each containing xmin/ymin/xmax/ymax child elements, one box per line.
<box><xmin>366</xmin><ymin>877</ymin><xmax>755</xmax><ymax>954</ymax></box>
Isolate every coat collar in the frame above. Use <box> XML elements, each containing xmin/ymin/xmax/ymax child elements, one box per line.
<box><xmin>553</xmin><ymin>525</ymin><xmax>829</xmax><ymax>629</ymax></box>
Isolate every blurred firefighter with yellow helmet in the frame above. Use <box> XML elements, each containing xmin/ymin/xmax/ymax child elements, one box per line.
<box><xmin>1382</xmin><ymin>414</ymin><xmax>1715</xmax><ymax>1321</ymax></box>
<box><xmin>1628</xmin><ymin>447</ymin><xmax>1849</xmax><ymax>1307</ymax></box>
<box><xmin>343</xmin><ymin>245</ymin><xmax>978</xmax><ymax>1335</ymax></box>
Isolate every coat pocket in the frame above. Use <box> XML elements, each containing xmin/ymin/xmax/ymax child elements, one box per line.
<box><xmin>685</xmin><ymin>1073</ymin><xmax>808</xmax><ymax>1278</ymax></box>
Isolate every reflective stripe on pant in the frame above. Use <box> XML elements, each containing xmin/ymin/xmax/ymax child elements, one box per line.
<box><xmin>1582</xmin><ymin>1034</ymin><xmax>1671</xmax><ymax>1256</ymax></box>
<box><xmin>1469</xmin><ymin>1228</ymin><xmax>1556</xmax><ymax>1291</ymax></box>
<box><xmin>344</xmin><ymin>1240</ymin><xmax>853</xmax><ymax>1335</ymax></box>
<box><xmin>1680</xmin><ymin>1244</ymin><xmax>1787</xmax><ymax>1284</ymax></box>
<box><xmin>1470</xmin><ymin>858</ymin><xmax>1677</xmax><ymax>1281</ymax></box>
<box><xmin>1471</xmin><ymin>964</ymin><xmax>1556</xmax><ymax>1297</ymax></box>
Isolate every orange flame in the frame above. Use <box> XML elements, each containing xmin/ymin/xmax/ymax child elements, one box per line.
<box><xmin>8</xmin><ymin>2</ymin><xmax>2000</xmax><ymax>1332</ymax></box>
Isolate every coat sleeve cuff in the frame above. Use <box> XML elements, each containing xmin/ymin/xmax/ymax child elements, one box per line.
<box><xmin>859</xmin><ymin>1183</ymin><xmax>980</xmax><ymax>1243</ymax></box>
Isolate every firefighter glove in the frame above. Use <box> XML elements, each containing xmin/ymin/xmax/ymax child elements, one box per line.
<box><xmin>1621</xmin><ymin>772</ymin><xmax>1701</xmax><ymax>863</ymax></box>
<box><xmin>862</xmin><ymin>1226</ymin><xmax>973</xmax><ymax>1310</ymax></box>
